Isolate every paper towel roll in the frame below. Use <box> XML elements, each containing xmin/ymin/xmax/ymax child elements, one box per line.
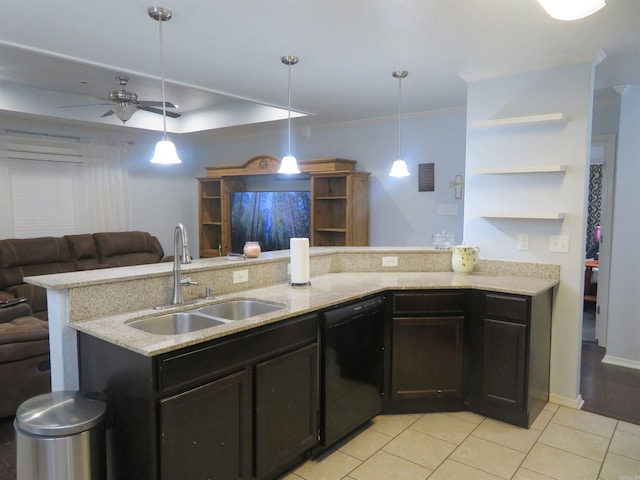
<box><xmin>290</xmin><ymin>238</ymin><xmax>310</xmax><ymax>285</ymax></box>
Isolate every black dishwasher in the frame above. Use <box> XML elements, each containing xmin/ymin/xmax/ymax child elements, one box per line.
<box><xmin>318</xmin><ymin>295</ymin><xmax>385</xmax><ymax>453</ymax></box>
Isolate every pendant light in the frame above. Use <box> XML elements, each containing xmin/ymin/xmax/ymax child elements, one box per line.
<box><xmin>278</xmin><ymin>55</ymin><xmax>300</xmax><ymax>174</ymax></box>
<box><xmin>148</xmin><ymin>6</ymin><xmax>181</xmax><ymax>164</ymax></box>
<box><xmin>389</xmin><ymin>70</ymin><xmax>410</xmax><ymax>177</ymax></box>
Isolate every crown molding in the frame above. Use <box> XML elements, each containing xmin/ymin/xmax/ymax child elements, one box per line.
<box><xmin>459</xmin><ymin>49</ymin><xmax>606</xmax><ymax>83</ymax></box>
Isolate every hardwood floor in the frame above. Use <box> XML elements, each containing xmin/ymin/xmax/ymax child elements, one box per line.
<box><xmin>581</xmin><ymin>340</ymin><xmax>640</xmax><ymax>425</ymax></box>
<box><xmin>0</xmin><ymin>417</ymin><xmax>16</xmax><ymax>480</ymax></box>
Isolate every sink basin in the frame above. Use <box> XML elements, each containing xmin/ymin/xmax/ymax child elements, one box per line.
<box><xmin>128</xmin><ymin>312</ymin><xmax>228</xmax><ymax>336</ymax></box>
<box><xmin>198</xmin><ymin>299</ymin><xmax>284</xmax><ymax>321</ymax></box>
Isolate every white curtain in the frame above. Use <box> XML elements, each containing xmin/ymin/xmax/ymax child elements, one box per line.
<box><xmin>78</xmin><ymin>140</ymin><xmax>131</xmax><ymax>232</ymax></box>
<box><xmin>0</xmin><ymin>134</ymin><xmax>131</xmax><ymax>238</ymax></box>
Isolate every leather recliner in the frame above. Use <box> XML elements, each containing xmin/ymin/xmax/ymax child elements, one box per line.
<box><xmin>0</xmin><ymin>301</ymin><xmax>50</xmax><ymax>419</ymax></box>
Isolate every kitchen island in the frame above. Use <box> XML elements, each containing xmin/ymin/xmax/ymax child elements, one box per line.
<box><xmin>26</xmin><ymin>248</ymin><xmax>559</xmax><ymax>480</ymax></box>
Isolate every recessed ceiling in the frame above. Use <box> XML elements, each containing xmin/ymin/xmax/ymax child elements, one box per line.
<box><xmin>1</xmin><ymin>0</ymin><xmax>639</xmax><ymax>135</ymax></box>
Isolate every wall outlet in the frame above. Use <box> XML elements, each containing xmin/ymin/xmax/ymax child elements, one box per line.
<box><xmin>382</xmin><ymin>256</ymin><xmax>398</xmax><ymax>267</ymax></box>
<box><xmin>232</xmin><ymin>269</ymin><xmax>249</xmax><ymax>284</ymax></box>
<box><xmin>517</xmin><ymin>234</ymin><xmax>529</xmax><ymax>251</ymax></box>
<box><xmin>438</xmin><ymin>204</ymin><xmax>458</xmax><ymax>216</ymax></box>
<box><xmin>549</xmin><ymin>235</ymin><xmax>570</xmax><ymax>253</ymax></box>
<box><xmin>287</xmin><ymin>263</ymin><xmax>291</xmax><ymax>275</ymax></box>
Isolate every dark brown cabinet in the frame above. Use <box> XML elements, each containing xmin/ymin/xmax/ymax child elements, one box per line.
<box><xmin>78</xmin><ymin>313</ymin><xmax>318</xmax><ymax>480</ymax></box>
<box><xmin>470</xmin><ymin>290</ymin><xmax>553</xmax><ymax>428</ymax></box>
<box><xmin>160</xmin><ymin>369</ymin><xmax>252</xmax><ymax>479</ymax></box>
<box><xmin>255</xmin><ymin>344</ymin><xmax>318</xmax><ymax>479</ymax></box>
<box><xmin>386</xmin><ymin>291</ymin><xmax>467</xmax><ymax>412</ymax></box>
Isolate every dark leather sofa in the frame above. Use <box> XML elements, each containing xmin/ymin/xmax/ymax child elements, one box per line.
<box><xmin>0</xmin><ymin>231</ymin><xmax>168</xmax><ymax>418</ymax></box>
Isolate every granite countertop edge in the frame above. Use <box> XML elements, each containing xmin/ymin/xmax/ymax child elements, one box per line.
<box><xmin>70</xmin><ymin>271</ymin><xmax>559</xmax><ymax>357</ymax></box>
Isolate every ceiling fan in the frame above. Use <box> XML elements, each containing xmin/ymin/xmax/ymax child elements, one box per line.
<box><xmin>57</xmin><ymin>75</ymin><xmax>181</xmax><ymax>124</ymax></box>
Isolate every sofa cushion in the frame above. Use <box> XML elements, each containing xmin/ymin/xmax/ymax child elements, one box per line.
<box><xmin>0</xmin><ymin>237</ymin><xmax>76</xmax><ymax>290</ymax></box>
<box><xmin>64</xmin><ymin>233</ymin><xmax>108</xmax><ymax>270</ymax></box>
<box><xmin>0</xmin><ymin>316</ymin><xmax>49</xmax><ymax>357</ymax></box>
<box><xmin>93</xmin><ymin>231</ymin><xmax>164</xmax><ymax>267</ymax></box>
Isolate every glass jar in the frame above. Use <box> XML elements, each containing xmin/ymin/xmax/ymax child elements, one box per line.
<box><xmin>243</xmin><ymin>241</ymin><xmax>261</xmax><ymax>258</ymax></box>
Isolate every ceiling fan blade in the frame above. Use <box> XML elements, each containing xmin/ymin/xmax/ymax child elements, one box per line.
<box><xmin>101</xmin><ymin>110</ymin><xmax>115</xmax><ymax>118</ymax></box>
<box><xmin>56</xmin><ymin>103</ymin><xmax>111</xmax><ymax>109</ymax></box>
<box><xmin>137</xmin><ymin>100</ymin><xmax>177</xmax><ymax>108</ymax></box>
<box><xmin>137</xmin><ymin>105</ymin><xmax>181</xmax><ymax>118</ymax></box>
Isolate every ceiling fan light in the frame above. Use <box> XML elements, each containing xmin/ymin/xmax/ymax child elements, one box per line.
<box><xmin>389</xmin><ymin>159</ymin><xmax>410</xmax><ymax>177</ymax></box>
<box><xmin>113</xmin><ymin>104</ymin><xmax>137</xmax><ymax>123</ymax></box>
<box><xmin>150</xmin><ymin>137</ymin><xmax>181</xmax><ymax>164</ymax></box>
<box><xmin>278</xmin><ymin>155</ymin><xmax>301</xmax><ymax>174</ymax></box>
<box><xmin>537</xmin><ymin>0</ymin><xmax>606</xmax><ymax>20</ymax></box>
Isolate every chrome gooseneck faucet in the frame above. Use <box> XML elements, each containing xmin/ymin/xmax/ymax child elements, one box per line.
<box><xmin>171</xmin><ymin>223</ymin><xmax>195</xmax><ymax>305</ymax></box>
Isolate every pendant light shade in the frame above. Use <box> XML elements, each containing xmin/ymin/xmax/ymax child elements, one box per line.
<box><xmin>537</xmin><ymin>0</ymin><xmax>605</xmax><ymax>20</ymax></box>
<box><xmin>148</xmin><ymin>6</ymin><xmax>181</xmax><ymax>165</ymax></box>
<box><xmin>151</xmin><ymin>135</ymin><xmax>181</xmax><ymax>164</ymax></box>
<box><xmin>389</xmin><ymin>70</ymin><xmax>410</xmax><ymax>177</ymax></box>
<box><xmin>278</xmin><ymin>55</ymin><xmax>300</xmax><ymax>174</ymax></box>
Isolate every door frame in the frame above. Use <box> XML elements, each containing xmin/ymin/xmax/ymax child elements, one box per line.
<box><xmin>589</xmin><ymin>133</ymin><xmax>617</xmax><ymax>347</ymax></box>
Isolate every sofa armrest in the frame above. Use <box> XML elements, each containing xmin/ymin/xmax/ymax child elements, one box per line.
<box><xmin>0</xmin><ymin>301</ymin><xmax>34</xmax><ymax>324</ymax></box>
<box><xmin>0</xmin><ymin>291</ymin><xmax>14</xmax><ymax>302</ymax></box>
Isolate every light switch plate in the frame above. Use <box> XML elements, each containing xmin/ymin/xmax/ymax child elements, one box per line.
<box><xmin>517</xmin><ymin>234</ymin><xmax>529</xmax><ymax>251</ymax></box>
<box><xmin>382</xmin><ymin>256</ymin><xmax>398</xmax><ymax>267</ymax></box>
<box><xmin>233</xmin><ymin>269</ymin><xmax>249</xmax><ymax>283</ymax></box>
<box><xmin>549</xmin><ymin>235</ymin><xmax>570</xmax><ymax>253</ymax></box>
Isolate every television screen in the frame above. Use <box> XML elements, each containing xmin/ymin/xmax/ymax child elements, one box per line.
<box><xmin>230</xmin><ymin>191</ymin><xmax>311</xmax><ymax>253</ymax></box>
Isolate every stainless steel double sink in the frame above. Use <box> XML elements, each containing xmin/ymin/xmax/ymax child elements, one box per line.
<box><xmin>128</xmin><ymin>299</ymin><xmax>285</xmax><ymax>336</ymax></box>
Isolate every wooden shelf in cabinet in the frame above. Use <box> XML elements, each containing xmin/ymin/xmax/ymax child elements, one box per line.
<box><xmin>471</xmin><ymin>112</ymin><xmax>567</xmax><ymax>129</ymax></box>
<box><xmin>314</xmin><ymin>227</ymin><xmax>347</xmax><ymax>232</ymax></box>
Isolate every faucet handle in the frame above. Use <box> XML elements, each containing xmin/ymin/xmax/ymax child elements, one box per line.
<box><xmin>180</xmin><ymin>277</ymin><xmax>199</xmax><ymax>286</ymax></box>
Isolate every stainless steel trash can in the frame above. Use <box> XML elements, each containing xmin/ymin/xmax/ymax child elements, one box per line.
<box><xmin>14</xmin><ymin>390</ymin><xmax>107</xmax><ymax>480</ymax></box>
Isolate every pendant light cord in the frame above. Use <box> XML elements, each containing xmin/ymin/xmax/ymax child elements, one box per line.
<box><xmin>158</xmin><ymin>17</ymin><xmax>168</xmax><ymax>138</ymax></box>
<box><xmin>287</xmin><ymin>62</ymin><xmax>292</xmax><ymax>155</ymax></box>
<box><xmin>397</xmin><ymin>76</ymin><xmax>402</xmax><ymax>160</ymax></box>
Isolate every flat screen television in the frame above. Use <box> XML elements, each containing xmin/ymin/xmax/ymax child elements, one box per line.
<box><xmin>230</xmin><ymin>191</ymin><xmax>311</xmax><ymax>253</ymax></box>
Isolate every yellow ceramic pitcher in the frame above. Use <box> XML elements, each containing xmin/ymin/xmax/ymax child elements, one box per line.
<box><xmin>451</xmin><ymin>245</ymin><xmax>480</xmax><ymax>274</ymax></box>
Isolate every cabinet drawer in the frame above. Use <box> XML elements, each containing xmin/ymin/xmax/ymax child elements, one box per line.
<box><xmin>393</xmin><ymin>291</ymin><xmax>465</xmax><ymax>315</ymax></box>
<box><xmin>158</xmin><ymin>314</ymin><xmax>318</xmax><ymax>393</ymax></box>
<box><xmin>485</xmin><ymin>293</ymin><xmax>529</xmax><ymax>323</ymax></box>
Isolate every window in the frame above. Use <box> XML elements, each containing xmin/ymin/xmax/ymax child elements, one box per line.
<box><xmin>0</xmin><ymin>133</ymin><xmax>131</xmax><ymax>239</ymax></box>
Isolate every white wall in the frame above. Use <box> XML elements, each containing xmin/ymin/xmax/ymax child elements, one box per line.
<box><xmin>604</xmin><ymin>85</ymin><xmax>640</xmax><ymax>368</ymax></box>
<box><xmin>191</xmin><ymin>110</ymin><xmax>468</xmax><ymax>248</ymax></box>
<box><xmin>463</xmin><ymin>60</ymin><xmax>598</xmax><ymax>407</ymax></box>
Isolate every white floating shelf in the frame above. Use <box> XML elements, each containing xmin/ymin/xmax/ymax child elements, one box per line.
<box><xmin>471</xmin><ymin>113</ymin><xmax>567</xmax><ymax>129</ymax></box>
<box><xmin>476</xmin><ymin>212</ymin><xmax>565</xmax><ymax>220</ymax></box>
<box><xmin>473</xmin><ymin>165</ymin><xmax>567</xmax><ymax>175</ymax></box>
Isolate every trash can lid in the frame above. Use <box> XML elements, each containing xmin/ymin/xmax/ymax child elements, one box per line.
<box><xmin>15</xmin><ymin>390</ymin><xmax>107</xmax><ymax>436</ymax></box>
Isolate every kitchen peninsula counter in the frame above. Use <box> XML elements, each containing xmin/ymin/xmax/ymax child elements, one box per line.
<box><xmin>26</xmin><ymin>247</ymin><xmax>559</xmax><ymax>361</ymax></box>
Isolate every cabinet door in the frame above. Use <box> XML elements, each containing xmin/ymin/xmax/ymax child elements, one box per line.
<box><xmin>482</xmin><ymin>318</ymin><xmax>527</xmax><ymax>410</ymax></box>
<box><xmin>255</xmin><ymin>343</ymin><xmax>319</xmax><ymax>479</ymax></box>
<box><xmin>160</xmin><ymin>369</ymin><xmax>252</xmax><ymax>480</ymax></box>
<box><xmin>392</xmin><ymin>316</ymin><xmax>464</xmax><ymax>399</ymax></box>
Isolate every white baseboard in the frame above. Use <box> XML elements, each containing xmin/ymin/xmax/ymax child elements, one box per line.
<box><xmin>549</xmin><ymin>393</ymin><xmax>584</xmax><ymax>409</ymax></box>
<box><xmin>602</xmin><ymin>355</ymin><xmax>640</xmax><ymax>370</ymax></box>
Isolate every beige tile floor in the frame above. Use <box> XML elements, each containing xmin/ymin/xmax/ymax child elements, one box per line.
<box><xmin>282</xmin><ymin>404</ymin><xmax>640</xmax><ymax>480</ymax></box>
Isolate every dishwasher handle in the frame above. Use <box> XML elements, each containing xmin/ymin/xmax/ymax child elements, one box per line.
<box><xmin>323</xmin><ymin>296</ymin><xmax>385</xmax><ymax>327</ymax></box>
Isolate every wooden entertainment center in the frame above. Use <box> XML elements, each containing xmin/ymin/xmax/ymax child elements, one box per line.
<box><xmin>197</xmin><ymin>155</ymin><xmax>370</xmax><ymax>258</ymax></box>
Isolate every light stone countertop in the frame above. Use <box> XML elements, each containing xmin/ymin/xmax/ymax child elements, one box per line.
<box><xmin>70</xmin><ymin>270</ymin><xmax>559</xmax><ymax>357</ymax></box>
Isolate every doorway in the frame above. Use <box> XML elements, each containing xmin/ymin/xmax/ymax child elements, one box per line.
<box><xmin>583</xmin><ymin>133</ymin><xmax>616</xmax><ymax>347</ymax></box>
